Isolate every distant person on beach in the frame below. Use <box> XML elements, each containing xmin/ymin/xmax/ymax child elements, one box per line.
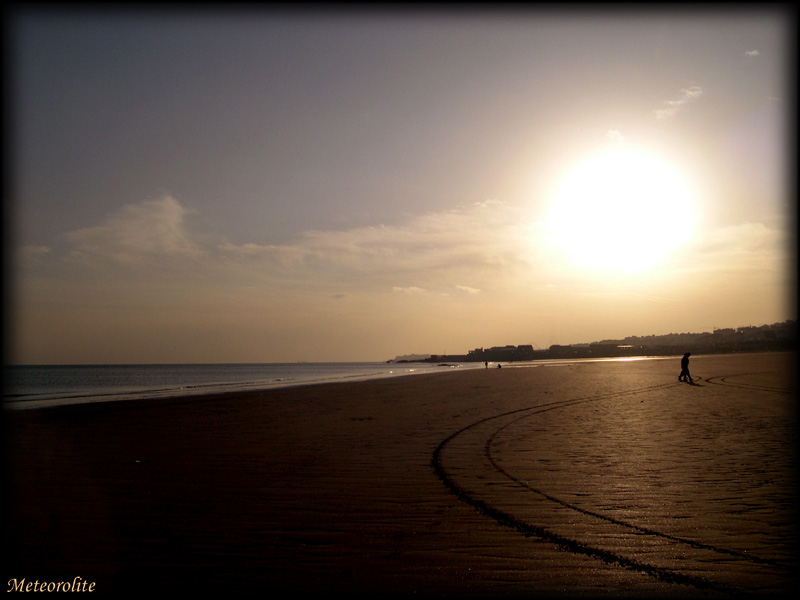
<box><xmin>485</xmin><ymin>361</ymin><xmax>488</xmax><ymax>369</ymax></box>
<box><xmin>678</xmin><ymin>352</ymin><xmax>693</xmax><ymax>383</ymax></box>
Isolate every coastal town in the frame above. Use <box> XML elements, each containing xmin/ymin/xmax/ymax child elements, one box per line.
<box><xmin>390</xmin><ymin>320</ymin><xmax>796</xmax><ymax>364</ymax></box>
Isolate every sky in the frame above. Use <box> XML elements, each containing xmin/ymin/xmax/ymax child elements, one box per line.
<box><xmin>6</xmin><ymin>5</ymin><xmax>796</xmax><ymax>364</ymax></box>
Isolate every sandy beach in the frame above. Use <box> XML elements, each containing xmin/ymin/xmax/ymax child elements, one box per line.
<box><xmin>4</xmin><ymin>352</ymin><xmax>796</xmax><ymax>597</ymax></box>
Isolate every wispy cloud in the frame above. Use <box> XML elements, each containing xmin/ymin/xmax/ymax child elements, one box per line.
<box><xmin>744</xmin><ymin>49</ymin><xmax>760</xmax><ymax>57</ymax></box>
<box><xmin>655</xmin><ymin>86</ymin><xmax>703</xmax><ymax>120</ymax></box>
<box><xmin>455</xmin><ymin>285</ymin><xmax>481</xmax><ymax>295</ymax></box>
<box><xmin>13</xmin><ymin>194</ymin><xmax>791</xmax><ymax>363</ymax></box>
<box><xmin>30</xmin><ymin>195</ymin><xmax>538</xmax><ymax>298</ymax></box>
<box><xmin>63</xmin><ymin>195</ymin><xmax>206</xmax><ymax>268</ymax></box>
<box><xmin>25</xmin><ymin>192</ymin><xmax>788</xmax><ymax>298</ymax></box>
<box><xmin>691</xmin><ymin>221</ymin><xmax>788</xmax><ymax>271</ymax></box>
<box><xmin>215</xmin><ymin>199</ymin><xmax>539</xmax><ymax>293</ymax></box>
<box><xmin>392</xmin><ymin>286</ymin><xmax>427</xmax><ymax>294</ymax></box>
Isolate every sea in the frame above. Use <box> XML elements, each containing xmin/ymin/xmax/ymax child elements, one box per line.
<box><xmin>3</xmin><ymin>362</ymin><xmax>484</xmax><ymax>410</ymax></box>
<box><xmin>3</xmin><ymin>356</ymin><xmax>677</xmax><ymax>411</ymax></box>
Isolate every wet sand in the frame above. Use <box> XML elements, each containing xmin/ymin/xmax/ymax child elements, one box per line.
<box><xmin>4</xmin><ymin>352</ymin><xmax>797</xmax><ymax>597</ymax></box>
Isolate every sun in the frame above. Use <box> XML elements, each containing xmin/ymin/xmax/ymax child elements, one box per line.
<box><xmin>546</xmin><ymin>148</ymin><xmax>696</xmax><ymax>274</ymax></box>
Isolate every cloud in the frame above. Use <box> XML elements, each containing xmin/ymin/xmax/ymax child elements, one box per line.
<box><xmin>744</xmin><ymin>49</ymin><xmax>759</xmax><ymax>57</ymax></box>
<box><xmin>680</xmin><ymin>221</ymin><xmax>789</xmax><ymax>281</ymax></box>
<box><xmin>20</xmin><ymin>245</ymin><xmax>51</xmax><ymax>256</ymax></box>
<box><xmin>455</xmin><ymin>285</ymin><xmax>481</xmax><ymax>294</ymax></box>
<box><xmin>13</xmin><ymin>193</ymin><xmax>792</xmax><ymax>363</ymax></box>
<box><xmin>64</xmin><ymin>195</ymin><xmax>206</xmax><ymax>267</ymax></box>
<box><xmin>16</xmin><ymin>245</ymin><xmax>51</xmax><ymax>263</ymax></box>
<box><xmin>654</xmin><ymin>86</ymin><xmax>703</xmax><ymax>120</ymax></box>
<box><xmin>693</xmin><ymin>221</ymin><xmax>786</xmax><ymax>256</ymax></box>
<box><xmin>31</xmin><ymin>194</ymin><xmax>789</xmax><ymax>324</ymax></box>
<box><xmin>38</xmin><ymin>194</ymin><xmax>537</xmax><ymax>299</ymax></box>
<box><xmin>216</xmin><ymin>199</ymin><xmax>537</xmax><ymax>292</ymax></box>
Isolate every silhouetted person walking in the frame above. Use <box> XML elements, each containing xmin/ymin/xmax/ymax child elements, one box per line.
<box><xmin>678</xmin><ymin>352</ymin><xmax>692</xmax><ymax>383</ymax></box>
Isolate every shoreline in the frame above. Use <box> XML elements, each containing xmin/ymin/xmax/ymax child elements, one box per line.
<box><xmin>4</xmin><ymin>351</ymin><xmax>796</xmax><ymax>597</ymax></box>
<box><xmin>4</xmin><ymin>352</ymin><xmax>752</xmax><ymax>412</ymax></box>
<box><xmin>3</xmin><ymin>361</ymin><xmax>485</xmax><ymax>411</ymax></box>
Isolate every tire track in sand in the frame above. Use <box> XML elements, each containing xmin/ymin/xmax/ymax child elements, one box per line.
<box><xmin>432</xmin><ymin>375</ymin><xmax>790</xmax><ymax>595</ymax></box>
<box><xmin>705</xmin><ymin>373</ymin><xmax>793</xmax><ymax>395</ymax></box>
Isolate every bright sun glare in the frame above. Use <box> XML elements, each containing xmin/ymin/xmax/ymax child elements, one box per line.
<box><xmin>546</xmin><ymin>149</ymin><xmax>696</xmax><ymax>274</ymax></box>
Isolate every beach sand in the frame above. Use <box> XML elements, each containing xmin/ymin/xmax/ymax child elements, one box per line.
<box><xmin>4</xmin><ymin>352</ymin><xmax>797</xmax><ymax>597</ymax></box>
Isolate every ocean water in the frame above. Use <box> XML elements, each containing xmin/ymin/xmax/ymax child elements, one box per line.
<box><xmin>3</xmin><ymin>362</ymin><xmax>481</xmax><ymax>410</ymax></box>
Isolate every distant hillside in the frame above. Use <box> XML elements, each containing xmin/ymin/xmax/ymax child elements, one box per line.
<box><xmin>595</xmin><ymin>320</ymin><xmax>797</xmax><ymax>349</ymax></box>
<box><xmin>393</xmin><ymin>320</ymin><xmax>796</xmax><ymax>363</ymax></box>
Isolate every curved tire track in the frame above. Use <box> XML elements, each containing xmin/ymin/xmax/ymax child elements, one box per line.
<box><xmin>705</xmin><ymin>373</ymin><xmax>792</xmax><ymax>394</ymax></box>
<box><xmin>432</xmin><ymin>376</ymin><xmax>790</xmax><ymax>595</ymax></box>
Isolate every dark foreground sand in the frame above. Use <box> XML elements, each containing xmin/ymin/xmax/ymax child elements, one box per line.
<box><xmin>4</xmin><ymin>353</ymin><xmax>797</xmax><ymax>598</ymax></box>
